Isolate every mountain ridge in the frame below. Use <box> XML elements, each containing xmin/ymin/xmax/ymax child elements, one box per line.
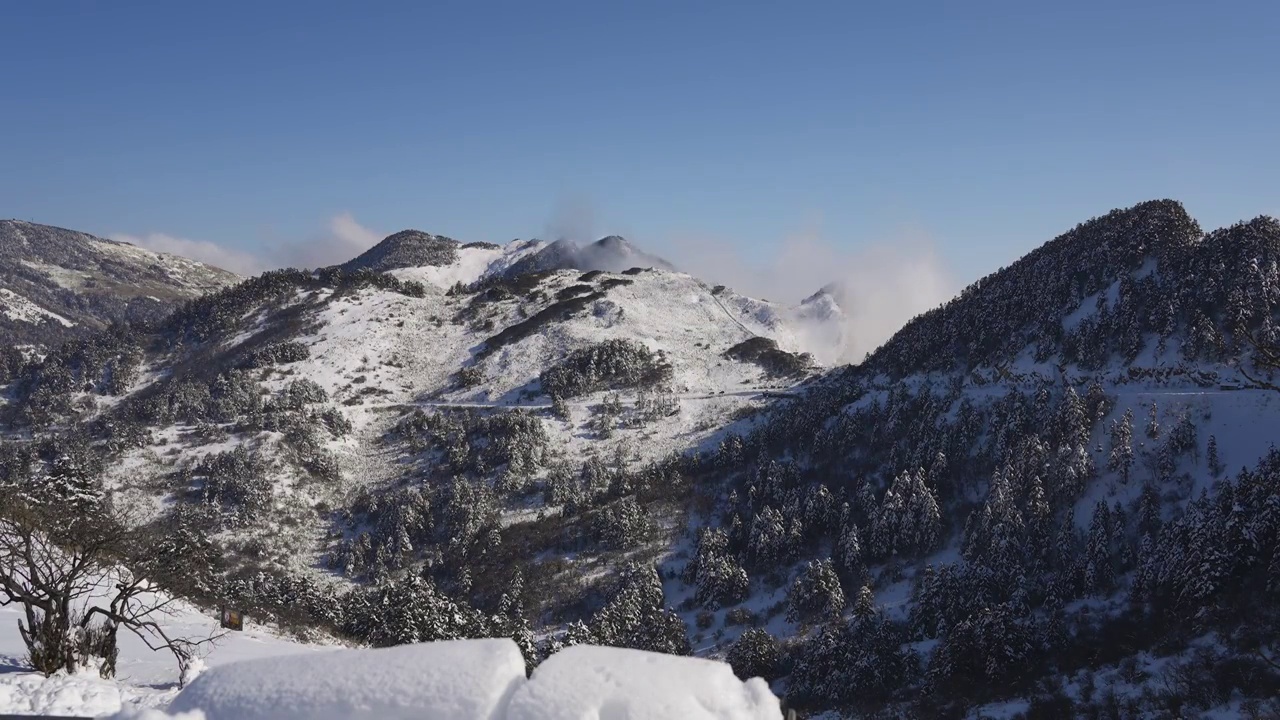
<box><xmin>0</xmin><ymin>219</ymin><xmax>242</xmax><ymax>346</ymax></box>
<box><xmin>1</xmin><ymin>200</ymin><xmax>1279</xmax><ymax>716</ymax></box>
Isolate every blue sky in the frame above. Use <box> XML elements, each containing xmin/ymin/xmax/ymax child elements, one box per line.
<box><xmin>2</xmin><ymin>1</ymin><xmax>1277</xmax><ymax>295</ymax></box>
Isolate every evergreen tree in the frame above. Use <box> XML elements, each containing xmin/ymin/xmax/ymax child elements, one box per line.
<box><xmin>579</xmin><ymin>563</ymin><xmax>690</xmax><ymax>655</ymax></box>
<box><xmin>870</xmin><ymin>469</ymin><xmax>942</xmax><ymax>560</ymax></box>
<box><xmin>726</xmin><ymin>629</ymin><xmax>781</xmax><ymax>682</ymax></box>
<box><xmin>1108</xmin><ymin>408</ymin><xmax>1135</xmax><ymax>483</ymax></box>
<box><xmin>1207</xmin><ymin>434</ymin><xmax>1224</xmax><ymax>477</ymax></box>
<box><xmin>852</xmin><ymin>584</ymin><xmax>877</xmax><ymax>620</ymax></box>
<box><xmin>1084</xmin><ymin>502</ymin><xmax>1115</xmax><ymax>595</ymax></box>
<box><xmin>787</xmin><ymin>559</ymin><xmax>846</xmax><ymax>625</ymax></box>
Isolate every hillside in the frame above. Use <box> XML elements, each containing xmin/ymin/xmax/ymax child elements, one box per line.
<box><xmin>0</xmin><ymin>220</ymin><xmax>241</xmax><ymax>347</ymax></box>
<box><xmin>0</xmin><ymin>229</ymin><xmax>829</xmax><ymax>698</ymax></box>
<box><xmin>683</xmin><ymin>200</ymin><xmax>1280</xmax><ymax>716</ymax></box>
<box><xmin>2</xmin><ymin>207</ymin><xmax>1278</xmax><ymax>717</ymax></box>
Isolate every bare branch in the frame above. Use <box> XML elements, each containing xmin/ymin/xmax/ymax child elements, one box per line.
<box><xmin>0</xmin><ymin>491</ymin><xmax>221</xmax><ymax>683</ymax></box>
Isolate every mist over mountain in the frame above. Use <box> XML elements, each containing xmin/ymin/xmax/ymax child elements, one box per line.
<box><xmin>499</xmin><ymin>235</ymin><xmax>677</xmax><ymax>278</ymax></box>
<box><xmin>670</xmin><ymin>228</ymin><xmax>956</xmax><ymax>364</ymax></box>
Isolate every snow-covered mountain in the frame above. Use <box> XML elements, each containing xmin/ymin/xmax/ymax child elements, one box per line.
<box><xmin>0</xmin><ymin>227</ymin><xmax>827</xmax><ymax>669</ymax></box>
<box><xmin>3</xmin><ymin>203</ymin><xmax>1279</xmax><ymax>717</ymax></box>
<box><xmin>0</xmin><ymin>220</ymin><xmax>241</xmax><ymax>346</ymax></box>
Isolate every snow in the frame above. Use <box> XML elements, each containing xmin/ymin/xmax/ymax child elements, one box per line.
<box><xmin>168</xmin><ymin>639</ymin><xmax>526</xmax><ymax>720</ymax></box>
<box><xmin>74</xmin><ymin>641</ymin><xmax>784</xmax><ymax>720</ymax></box>
<box><xmin>88</xmin><ymin>239</ymin><xmax>241</xmax><ymax>289</ymax></box>
<box><xmin>388</xmin><ymin>243</ymin><xmax>532</xmax><ymax>290</ymax></box>
<box><xmin>0</xmin><ymin>288</ymin><xmax>75</xmax><ymax>327</ymax></box>
<box><xmin>0</xmin><ymin>591</ymin><xmax>319</xmax><ymax>716</ymax></box>
<box><xmin>506</xmin><ymin>645</ymin><xmax>781</xmax><ymax>720</ymax></box>
<box><xmin>109</xmin><ymin>710</ymin><xmax>206</xmax><ymax>720</ymax></box>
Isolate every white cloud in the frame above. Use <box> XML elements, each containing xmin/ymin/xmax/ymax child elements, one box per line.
<box><xmin>269</xmin><ymin>212</ymin><xmax>382</xmax><ymax>269</ymax></box>
<box><xmin>111</xmin><ymin>213</ymin><xmax>384</xmax><ymax>275</ymax></box>
<box><xmin>109</xmin><ymin>232</ymin><xmax>265</xmax><ymax>275</ymax></box>
<box><xmin>669</xmin><ymin>221</ymin><xmax>957</xmax><ymax>364</ymax></box>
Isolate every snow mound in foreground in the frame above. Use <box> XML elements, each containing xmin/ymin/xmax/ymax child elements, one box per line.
<box><xmin>165</xmin><ymin>639</ymin><xmax>525</xmax><ymax>720</ymax></box>
<box><xmin>505</xmin><ymin>645</ymin><xmax>781</xmax><ymax>720</ymax></box>
<box><xmin>128</xmin><ymin>641</ymin><xmax>782</xmax><ymax>720</ymax></box>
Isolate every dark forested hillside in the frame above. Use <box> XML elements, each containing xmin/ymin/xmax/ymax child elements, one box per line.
<box><xmin>869</xmin><ymin>200</ymin><xmax>1280</xmax><ymax>375</ymax></box>
<box><xmin>683</xmin><ymin>201</ymin><xmax>1280</xmax><ymax>716</ymax></box>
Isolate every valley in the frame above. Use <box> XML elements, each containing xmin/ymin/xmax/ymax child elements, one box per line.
<box><xmin>1</xmin><ymin>200</ymin><xmax>1279</xmax><ymax>718</ymax></box>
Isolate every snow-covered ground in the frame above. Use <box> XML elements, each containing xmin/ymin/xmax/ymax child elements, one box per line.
<box><xmin>0</xmin><ymin>613</ymin><xmax>782</xmax><ymax>719</ymax></box>
<box><xmin>0</xmin><ymin>599</ymin><xmax>319</xmax><ymax>716</ymax></box>
<box><xmin>148</xmin><ymin>641</ymin><xmax>780</xmax><ymax>720</ymax></box>
<box><xmin>0</xmin><ymin>287</ymin><xmax>74</xmax><ymax>327</ymax></box>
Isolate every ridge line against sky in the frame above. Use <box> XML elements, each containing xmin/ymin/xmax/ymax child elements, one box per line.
<box><xmin>2</xmin><ymin>1</ymin><xmax>1277</xmax><ymax>295</ymax></box>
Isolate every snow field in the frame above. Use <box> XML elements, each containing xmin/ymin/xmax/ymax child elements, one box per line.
<box><xmin>167</xmin><ymin>639</ymin><xmax>525</xmax><ymax>720</ymax></box>
<box><xmin>101</xmin><ymin>641</ymin><xmax>782</xmax><ymax>720</ymax></box>
<box><xmin>505</xmin><ymin>644</ymin><xmax>782</xmax><ymax>720</ymax></box>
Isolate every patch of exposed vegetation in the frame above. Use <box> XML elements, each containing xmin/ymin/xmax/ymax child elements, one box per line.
<box><xmin>724</xmin><ymin>337</ymin><xmax>813</xmax><ymax>377</ymax></box>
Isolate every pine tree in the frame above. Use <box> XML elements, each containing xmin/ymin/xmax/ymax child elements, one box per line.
<box><xmin>1137</xmin><ymin>482</ymin><xmax>1162</xmax><ymax>539</ymax></box>
<box><xmin>495</xmin><ymin>572</ymin><xmax>538</xmax><ymax>671</ymax></box>
<box><xmin>726</xmin><ymin>629</ymin><xmax>781</xmax><ymax>682</ymax></box>
<box><xmin>1207</xmin><ymin>434</ymin><xmax>1224</xmax><ymax>477</ymax></box>
<box><xmin>550</xmin><ymin>394</ymin><xmax>570</xmax><ymax>421</ymax></box>
<box><xmin>853</xmin><ymin>584</ymin><xmax>877</xmax><ymax>620</ymax></box>
<box><xmin>871</xmin><ymin>469</ymin><xmax>942</xmax><ymax>560</ymax></box>
<box><xmin>582</xmin><ymin>563</ymin><xmax>690</xmax><ymax>655</ymax></box>
<box><xmin>833</xmin><ymin>518</ymin><xmax>866</xmax><ymax>590</ymax></box>
<box><xmin>1108</xmin><ymin>408</ymin><xmax>1135</xmax><ymax>483</ymax></box>
<box><xmin>1146</xmin><ymin>402</ymin><xmax>1161</xmax><ymax>439</ymax></box>
<box><xmin>1084</xmin><ymin>502</ymin><xmax>1115</xmax><ymax>595</ymax></box>
<box><xmin>1056</xmin><ymin>386</ymin><xmax>1090</xmax><ymax>449</ymax></box>
<box><xmin>787</xmin><ymin>559</ymin><xmax>846</xmax><ymax>625</ymax></box>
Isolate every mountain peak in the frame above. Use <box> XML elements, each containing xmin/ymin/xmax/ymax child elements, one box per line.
<box><xmin>497</xmin><ymin>235</ymin><xmax>676</xmax><ymax>278</ymax></box>
<box><xmin>342</xmin><ymin>229</ymin><xmax>460</xmax><ymax>271</ymax></box>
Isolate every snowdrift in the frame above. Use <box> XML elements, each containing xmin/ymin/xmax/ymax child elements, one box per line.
<box><xmin>166</xmin><ymin>639</ymin><xmax>525</xmax><ymax>720</ymax></box>
<box><xmin>506</xmin><ymin>645</ymin><xmax>781</xmax><ymax>720</ymax></box>
<box><xmin>117</xmin><ymin>640</ymin><xmax>782</xmax><ymax>720</ymax></box>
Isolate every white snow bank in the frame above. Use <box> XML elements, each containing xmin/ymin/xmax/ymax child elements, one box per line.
<box><xmin>505</xmin><ymin>645</ymin><xmax>782</xmax><ymax>720</ymax></box>
<box><xmin>0</xmin><ymin>670</ymin><xmax>141</xmax><ymax>717</ymax></box>
<box><xmin>166</xmin><ymin>639</ymin><xmax>526</xmax><ymax>720</ymax></box>
<box><xmin>141</xmin><ymin>641</ymin><xmax>782</xmax><ymax>720</ymax></box>
<box><xmin>106</xmin><ymin>709</ymin><xmax>206</xmax><ymax>720</ymax></box>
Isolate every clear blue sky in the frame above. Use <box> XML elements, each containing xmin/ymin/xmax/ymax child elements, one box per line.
<box><xmin>2</xmin><ymin>0</ymin><xmax>1277</xmax><ymax>284</ymax></box>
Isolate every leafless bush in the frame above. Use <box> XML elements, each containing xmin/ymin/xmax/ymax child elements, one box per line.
<box><xmin>0</xmin><ymin>494</ymin><xmax>221</xmax><ymax>683</ymax></box>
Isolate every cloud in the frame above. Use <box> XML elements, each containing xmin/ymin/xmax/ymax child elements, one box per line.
<box><xmin>544</xmin><ymin>194</ymin><xmax>598</xmax><ymax>243</ymax></box>
<box><xmin>111</xmin><ymin>213</ymin><xmax>383</xmax><ymax>275</ymax></box>
<box><xmin>268</xmin><ymin>212</ymin><xmax>382</xmax><ymax>269</ymax></box>
<box><xmin>109</xmin><ymin>232</ymin><xmax>265</xmax><ymax>275</ymax></box>
<box><xmin>668</xmin><ymin>221</ymin><xmax>956</xmax><ymax>365</ymax></box>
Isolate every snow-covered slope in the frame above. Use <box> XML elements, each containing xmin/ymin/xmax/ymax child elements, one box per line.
<box><xmin>0</xmin><ymin>220</ymin><xmax>241</xmax><ymax>346</ymax></box>
<box><xmin>102</xmin><ymin>261</ymin><xmax>819</xmax><ymax>536</ymax></box>
<box><xmin>9</xmin><ymin>203</ymin><xmax>1276</xmax><ymax>717</ymax></box>
<box><xmin>0</xmin><ymin>597</ymin><xmax>316</xmax><ymax>716</ymax></box>
<box><xmin>0</xmin><ymin>235</ymin><xmax>829</xmax><ymax>656</ymax></box>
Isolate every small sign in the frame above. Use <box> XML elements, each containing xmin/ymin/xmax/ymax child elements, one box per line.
<box><xmin>220</xmin><ymin>607</ymin><xmax>244</xmax><ymax>631</ymax></box>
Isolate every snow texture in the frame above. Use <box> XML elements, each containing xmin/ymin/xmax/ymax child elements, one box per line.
<box><xmin>0</xmin><ymin>592</ymin><xmax>318</xmax><ymax>716</ymax></box>
<box><xmin>167</xmin><ymin>639</ymin><xmax>526</xmax><ymax>720</ymax></box>
<box><xmin>87</xmin><ymin>641</ymin><xmax>782</xmax><ymax>720</ymax></box>
<box><xmin>0</xmin><ymin>287</ymin><xmax>75</xmax><ymax>326</ymax></box>
<box><xmin>505</xmin><ymin>645</ymin><xmax>782</xmax><ymax>720</ymax></box>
